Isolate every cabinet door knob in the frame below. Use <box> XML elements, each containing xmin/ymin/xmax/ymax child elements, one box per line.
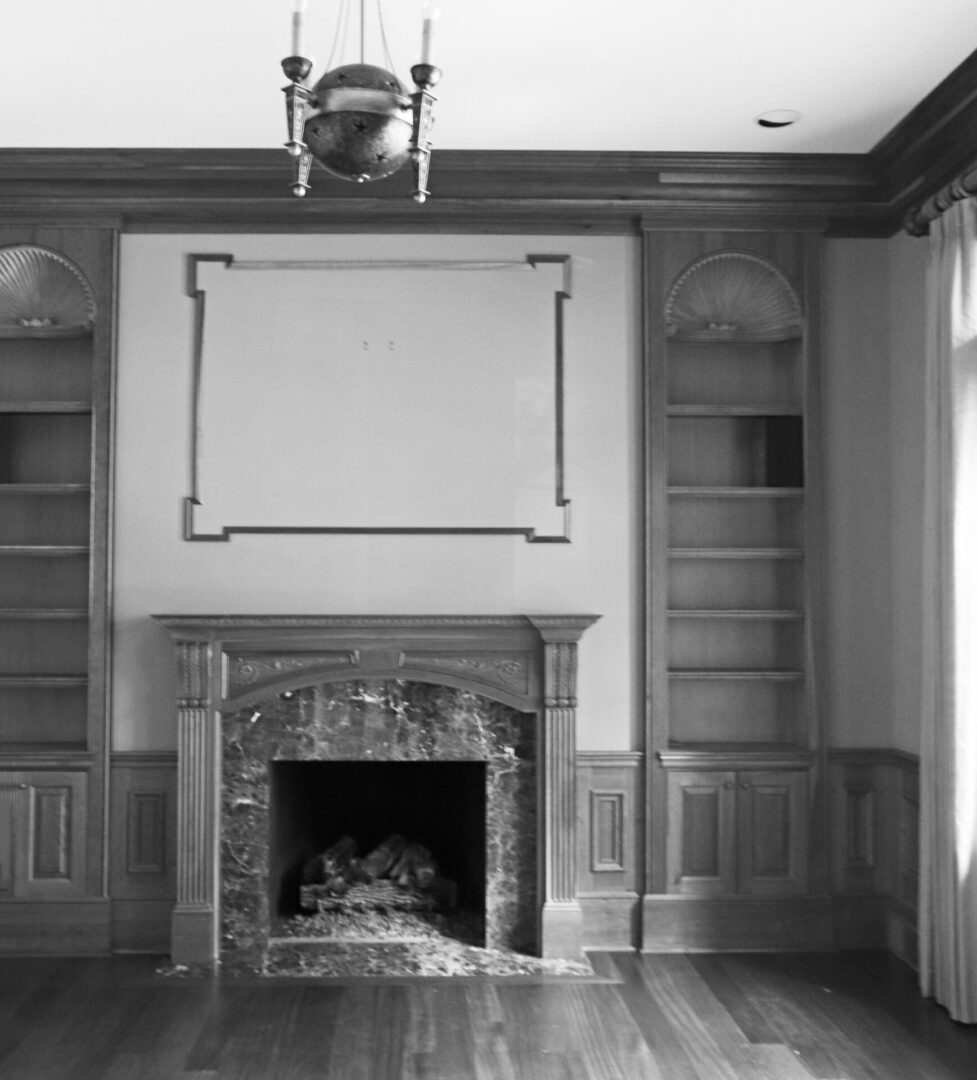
<box><xmin>740</xmin><ymin>781</ymin><xmax>751</xmax><ymax>789</ymax></box>
<box><xmin>723</xmin><ymin>781</ymin><xmax>734</xmax><ymax>789</ymax></box>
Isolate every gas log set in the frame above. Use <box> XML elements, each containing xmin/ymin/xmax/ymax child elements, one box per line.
<box><xmin>299</xmin><ymin>833</ymin><xmax>458</xmax><ymax>914</ymax></box>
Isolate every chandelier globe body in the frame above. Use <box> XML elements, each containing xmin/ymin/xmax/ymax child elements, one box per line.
<box><xmin>307</xmin><ymin>63</ymin><xmax>412</xmax><ymax>183</ymax></box>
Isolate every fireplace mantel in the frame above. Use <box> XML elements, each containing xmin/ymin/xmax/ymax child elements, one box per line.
<box><xmin>154</xmin><ymin>614</ymin><xmax>600</xmax><ymax>964</ymax></box>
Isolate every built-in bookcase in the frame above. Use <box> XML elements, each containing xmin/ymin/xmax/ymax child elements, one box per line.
<box><xmin>645</xmin><ymin>233</ymin><xmax>823</xmax><ymax>917</ymax></box>
<box><xmin>660</xmin><ymin>247</ymin><xmax>811</xmax><ymax>751</ymax></box>
<box><xmin>666</xmin><ymin>335</ymin><xmax>807</xmax><ymax>748</ymax></box>
<box><xmin>0</xmin><ymin>260</ymin><xmax>95</xmax><ymax>749</ymax></box>
<box><xmin>0</xmin><ymin>230</ymin><xmax>114</xmax><ymax>926</ymax></box>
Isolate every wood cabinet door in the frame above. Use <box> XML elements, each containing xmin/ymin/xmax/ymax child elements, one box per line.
<box><xmin>737</xmin><ymin>769</ymin><xmax>808</xmax><ymax>896</ymax></box>
<box><xmin>666</xmin><ymin>771</ymin><xmax>736</xmax><ymax>895</ymax></box>
<box><xmin>0</xmin><ymin>771</ymin><xmax>87</xmax><ymax>898</ymax></box>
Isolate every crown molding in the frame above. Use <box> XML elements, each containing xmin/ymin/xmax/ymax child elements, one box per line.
<box><xmin>871</xmin><ymin>45</ymin><xmax>977</xmax><ymax>232</ymax></box>
<box><xmin>2</xmin><ymin>49</ymin><xmax>977</xmax><ymax>238</ymax></box>
<box><xmin>0</xmin><ymin>147</ymin><xmax>888</xmax><ymax>235</ymax></box>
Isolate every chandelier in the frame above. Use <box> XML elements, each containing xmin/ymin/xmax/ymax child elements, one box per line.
<box><xmin>281</xmin><ymin>0</ymin><xmax>441</xmax><ymax>202</ymax></box>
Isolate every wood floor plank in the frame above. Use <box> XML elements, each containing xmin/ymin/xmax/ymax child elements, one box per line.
<box><xmin>721</xmin><ymin>954</ymin><xmax>966</xmax><ymax>1080</ymax></box>
<box><xmin>496</xmin><ymin>984</ymin><xmax>585</xmax><ymax>1080</ymax></box>
<box><xmin>216</xmin><ymin>985</ymin><xmax>304</xmax><ymax>1080</ymax></box>
<box><xmin>464</xmin><ymin>983</ymin><xmax>519</xmax><ymax>1080</ymax></box>
<box><xmin>607</xmin><ymin>954</ymin><xmax>702</xmax><ymax>1080</ymax></box>
<box><xmin>559</xmin><ymin>982</ymin><xmax>664</xmax><ymax>1080</ymax></box>
<box><xmin>0</xmin><ymin>951</ymin><xmax>974</xmax><ymax>1080</ymax></box>
<box><xmin>0</xmin><ymin>958</ymin><xmax>80</xmax><ymax>1067</ymax></box>
<box><xmin>685</xmin><ymin>954</ymin><xmax>785</xmax><ymax>1044</ymax></box>
<box><xmin>633</xmin><ymin>955</ymin><xmax>814</xmax><ymax>1080</ymax></box>
<box><xmin>184</xmin><ymin>985</ymin><xmax>251</xmax><ymax>1073</ymax></box>
<box><xmin>274</xmin><ymin>986</ymin><xmax>346</xmax><ymax>1079</ymax></box>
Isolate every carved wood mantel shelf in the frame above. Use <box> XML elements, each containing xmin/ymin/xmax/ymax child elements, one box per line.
<box><xmin>153</xmin><ymin>614</ymin><xmax>600</xmax><ymax>965</ymax></box>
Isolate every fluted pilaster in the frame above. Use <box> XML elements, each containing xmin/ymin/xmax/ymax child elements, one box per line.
<box><xmin>530</xmin><ymin>616</ymin><xmax>600</xmax><ymax>957</ymax></box>
<box><xmin>171</xmin><ymin>640</ymin><xmax>218</xmax><ymax>963</ymax></box>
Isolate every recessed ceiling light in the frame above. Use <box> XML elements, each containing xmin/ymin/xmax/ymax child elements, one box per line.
<box><xmin>755</xmin><ymin>109</ymin><xmax>802</xmax><ymax>128</ymax></box>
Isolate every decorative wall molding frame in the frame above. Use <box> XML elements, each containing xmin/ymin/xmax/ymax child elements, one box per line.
<box><xmin>183</xmin><ymin>253</ymin><xmax>572</xmax><ymax>543</ymax></box>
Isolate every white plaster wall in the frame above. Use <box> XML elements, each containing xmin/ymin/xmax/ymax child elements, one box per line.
<box><xmin>822</xmin><ymin>236</ymin><xmax>927</xmax><ymax>752</ymax></box>
<box><xmin>887</xmin><ymin>232</ymin><xmax>928</xmax><ymax>754</ymax></box>
<box><xmin>111</xmin><ymin>233</ymin><xmax>640</xmax><ymax>752</ymax></box>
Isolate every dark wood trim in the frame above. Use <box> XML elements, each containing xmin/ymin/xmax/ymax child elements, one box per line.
<box><xmin>0</xmin><ymin>148</ymin><xmax>886</xmax><ymax>236</ymax></box>
<box><xmin>109</xmin><ymin>751</ymin><xmax>178</xmax><ymax>767</ymax></box>
<box><xmin>871</xmin><ymin>46</ymin><xmax>977</xmax><ymax>231</ymax></box>
<box><xmin>657</xmin><ymin>749</ymin><xmax>815</xmax><ymax>771</ymax></box>
<box><xmin>902</xmin><ymin>166</ymin><xmax>977</xmax><ymax>236</ymax></box>
<box><xmin>5</xmin><ymin>52</ymin><xmax>977</xmax><ymax>236</ymax></box>
<box><xmin>827</xmin><ymin>747</ymin><xmax>920</xmax><ymax>769</ymax></box>
<box><xmin>577</xmin><ymin>751</ymin><xmax>643</xmax><ymax>767</ymax></box>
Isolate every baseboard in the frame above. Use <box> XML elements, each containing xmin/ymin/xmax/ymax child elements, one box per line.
<box><xmin>111</xmin><ymin>899</ymin><xmax>174</xmax><ymax>953</ymax></box>
<box><xmin>884</xmin><ymin>895</ymin><xmax>919</xmax><ymax>969</ymax></box>
<box><xmin>640</xmin><ymin>896</ymin><xmax>835</xmax><ymax>952</ymax></box>
<box><xmin>579</xmin><ymin>892</ymin><xmax>641</xmax><ymax>949</ymax></box>
<box><xmin>831</xmin><ymin>895</ymin><xmax>888</xmax><ymax>948</ymax></box>
<box><xmin>0</xmin><ymin>898</ymin><xmax>111</xmax><ymax>955</ymax></box>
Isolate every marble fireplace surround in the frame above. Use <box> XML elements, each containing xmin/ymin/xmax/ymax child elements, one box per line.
<box><xmin>154</xmin><ymin>614</ymin><xmax>600</xmax><ymax>965</ymax></box>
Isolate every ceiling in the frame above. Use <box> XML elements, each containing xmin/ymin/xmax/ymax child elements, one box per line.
<box><xmin>3</xmin><ymin>1</ymin><xmax>977</xmax><ymax>156</ymax></box>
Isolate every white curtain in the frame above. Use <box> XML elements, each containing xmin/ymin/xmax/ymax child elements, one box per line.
<box><xmin>919</xmin><ymin>198</ymin><xmax>977</xmax><ymax>1023</ymax></box>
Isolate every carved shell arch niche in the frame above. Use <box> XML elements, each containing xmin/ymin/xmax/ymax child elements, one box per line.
<box><xmin>665</xmin><ymin>250</ymin><xmax>802</xmax><ymax>342</ymax></box>
<box><xmin>0</xmin><ymin>243</ymin><xmax>97</xmax><ymax>337</ymax></box>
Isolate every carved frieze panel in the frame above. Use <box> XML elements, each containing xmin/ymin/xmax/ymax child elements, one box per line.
<box><xmin>225</xmin><ymin>651</ymin><xmax>358</xmax><ymax>699</ymax></box>
<box><xmin>400</xmin><ymin>651</ymin><xmax>534</xmax><ymax>698</ymax></box>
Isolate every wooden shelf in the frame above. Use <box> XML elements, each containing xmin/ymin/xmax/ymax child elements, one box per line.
<box><xmin>0</xmin><ymin>401</ymin><xmax>92</xmax><ymax>413</ymax></box>
<box><xmin>668</xmin><ymin>670</ymin><xmax>805</xmax><ymax>680</ymax></box>
<box><xmin>668</xmin><ymin>548</ymin><xmax>803</xmax><ymax>559</ymax></box>
<box><xmin>0</xmin><ymin>326</ymin><xmax>92</xmax><ymax>341</ymax></box>
<box><xmin>0</xmin><ymin>676</ymin><xmax>88</xmax><ymax>688</ymax></box>
<box><xmin>668</xmin><ymin>486</ymin><xmax>804</xmax><ymax>497</ymax></box>
<box><xmin>0</xmin><ymin>545</ymin><xmax>89</xmax><ymax>556</ymax></box>
<box><xmin>668</xmin><ymin>609</ymin><xmax>803</xmax><ymax>619</ymax></box>
<box><xmin>0</xmin><ymin>609</ymin><xmax>88</xmax><ymax>619</ymax></box>
<box><xmin>0</xmin><ymin>483</ymin><xmax>91</xmax><ymax>493</ymax></box>
<box><xmin>667</xmin><ymin>405</ymin><xmax>802</xmax><ymax>417</ymax></box>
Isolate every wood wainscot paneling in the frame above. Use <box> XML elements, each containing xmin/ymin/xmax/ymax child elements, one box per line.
<box><xmin>828</xmin><ymin>749</ymin><xmax>919</xmax><ymax>962</ymax></box>
<box><xmin>0</xmin><ymin>764</ymin><xmax>110</xmax><ymax>953</ymax></box>
<box><xmin>109</xmin><ymin>752</ymin><xmax>177</xmax><ymax>952</ymax></box>
<box><xmin>576</xmin><ymin>751</ymin><xmax>643</xmax><ymax>949</ymax></box>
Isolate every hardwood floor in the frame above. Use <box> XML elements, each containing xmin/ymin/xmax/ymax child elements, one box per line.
<box><xmin>0</xmin><ymin>951</ymin><xmax>974</xmax><ymax>1079</ymax></box>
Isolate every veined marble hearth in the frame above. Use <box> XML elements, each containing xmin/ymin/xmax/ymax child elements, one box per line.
<box><xmin>154</xmin><ymin>614</ymin><xmax>599</xmax><ymax>965</ymax></box>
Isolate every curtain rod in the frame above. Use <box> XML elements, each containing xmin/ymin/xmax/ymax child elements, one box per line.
<box><xmin>903</xmin><ymin>163</ymin><xmax>977</xmax><ymax>236</ymax></box>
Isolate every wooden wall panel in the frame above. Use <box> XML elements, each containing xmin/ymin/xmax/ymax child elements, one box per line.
<box><xmin>31</xmin><ymin>786</ymin><xmax>71</xmax><ymax>880</ymax></box>
<box><xmin>109</xmin><ymin>753</ymin><xmax>177</xmax><ymax>952</ymax></box>
<box><xmin>0</xmin><ymin>784</ymin><xmax>20</xmax><ymax>896</ymax></box>
<box><xmin>829</xmin><ymin>750</ymin><xmax>919</xmax><ymax>959</ymax></box>
<box><xmin>576</xmin><ymin>751</ymin><xmax>642</xmax><ymax>948</ymax></box>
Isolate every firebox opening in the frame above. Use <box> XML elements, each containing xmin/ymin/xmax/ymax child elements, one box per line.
<box><xmin>269</xmin><ymin>760</ymin><xmax>488</xmax><ymax>936</ymax></box>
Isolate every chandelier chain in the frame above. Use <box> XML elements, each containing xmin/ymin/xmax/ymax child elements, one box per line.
<box><xmin>375</xmin><ymin>0</ymin><xmax>398</xmax><ymax>80</ymax></box>
<box><xmin>326</xmin><ymin>0</ymin><xmax>352</xmax><ymax>71</ymax></box>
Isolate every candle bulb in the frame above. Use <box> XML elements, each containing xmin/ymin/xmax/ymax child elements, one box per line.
<box><xmin>291</xmin><ymin>0</ymin><xmax>308</xmax><ymax>57</ymax></box>
<box><xmin>420</xmin><ymin>2</ymin><xmax>440</xmax><ymax>66</ymax></box>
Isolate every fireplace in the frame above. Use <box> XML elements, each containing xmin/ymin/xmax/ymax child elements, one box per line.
<box><xmin>155</xmin><ymin>614</ymin><xmax>599</xmax><ymax>965</ymax></box>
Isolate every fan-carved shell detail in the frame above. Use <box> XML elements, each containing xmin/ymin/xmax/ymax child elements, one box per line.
<box><xmin>665</xmin><ymin>252</ymin><xmax>802</xmax><ymax>342</ymax></box>
<box><xmin>0</xmin><ymin>244</ymin><xmax>96</xmax><ymax>337</ymax></box>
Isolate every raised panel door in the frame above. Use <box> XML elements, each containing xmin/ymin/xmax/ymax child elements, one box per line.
<box><xmin>666</xmin><ymin>771</ymin><xmax>736</xmax><ymax>895</ymax></box>
<box><xmin>737</xmin><ymin>769</ymin><xmax>808</xmax><ymax>896</ymax></box>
